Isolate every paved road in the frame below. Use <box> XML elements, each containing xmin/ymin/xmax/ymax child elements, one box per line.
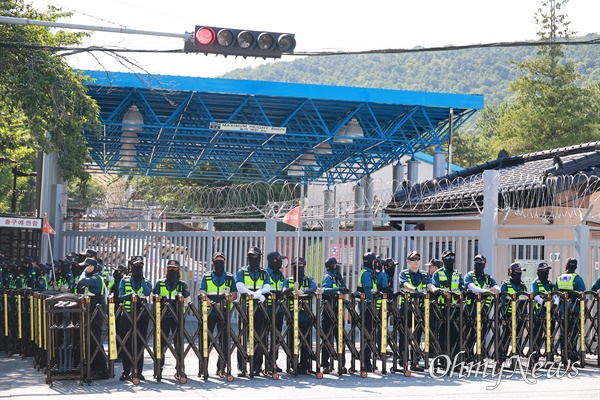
<box><xmin>1</xmin><ymin>353</ymin><xmax>598</xmax><ymax>400</ymax></box>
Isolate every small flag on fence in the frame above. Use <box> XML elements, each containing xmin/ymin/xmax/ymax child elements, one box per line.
<box><xmin>282</xmin><ymin>206</ymin><xmax>301</xmax><ymax>229</ymax></box>
<box><xmin>42</xmin><ymin>217</ymin><xmax>56</xmax><ymax>235</ymax></box>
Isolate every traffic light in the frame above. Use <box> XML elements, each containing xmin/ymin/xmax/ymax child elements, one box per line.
<box><xmin>184</xmin><ymin>25</ymin><xmax>296</xmax><ymax>59</ymax></box>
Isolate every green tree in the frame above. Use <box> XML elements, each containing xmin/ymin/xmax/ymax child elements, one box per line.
<box><xmin>0</xmin><ymin>0</ymin><xmax>101</xmax><ymax>213</ymax></box>
<box><xmin>487</xmin><ymin>0</ymin><xmax>600</xmax><ymax>156</ymax></box>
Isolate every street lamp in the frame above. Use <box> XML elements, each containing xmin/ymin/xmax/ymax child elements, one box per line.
<box><xmin>120</xmin><ymin>105</ymin><xmax>143</xmax><ymax>169</ymax></box>
<box><xmin>11</xmin><ymin>166</ymin><xmax>37</xmax><ymax>213</ymax></box>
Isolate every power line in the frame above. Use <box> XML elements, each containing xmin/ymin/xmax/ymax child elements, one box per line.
<box><xmin>0</xmin><ymin>37</ymin><xmax>598</xmax><ymax>57</ymax></box>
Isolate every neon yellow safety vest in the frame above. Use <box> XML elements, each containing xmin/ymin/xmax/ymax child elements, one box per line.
<box><xmin>122</xmin><ymin>278</ymin><xmax>145</xmax><ymax>313</ymax></box>
<box><xmin>465</xmin><ymin>272</ymin><xmax>493</xmax><ymax>306</ymax></box>
<box><xmin>399</xmin><ymin>269</ymin><xmax>426</xmax><ymax>307</ymax></box>
<box><xmin>242</xmin><ymin>269</ymin><xmax>266</xmax><ymax>290</ymax></box>
<box><xmin>435</xmin><ymin>269</ymin><xmax>461</xmax><ymax>306</ymax></box>
<box><xmin>556</xmin><ymin>273</ymin><xmax>577</xmax><ymax>291</ymax></box>
<box><xmin>502</xmin><ymin>280</ymin><xmax>525</xmax><ymax>313</ymax></box>
<box><xmin>205</xmin><ymin>274</ymin><xmax>235</xmax><ymax>310</ymax></box>
<box><xmin>286</xmin><ymin>277</ymin><xmax>311</xmax><ymax>311</ymax></box>
<box><xmin>158</xmin><ymin>279</ymin><xmax>184</xmax><ymax>300</ymax></box>
<box><xmin>357</xmin><ymin>269</ymin><xmax>377</xmax><ymax>293</ymax></box>
<box><xmin>241</xmin><ymin>268</ymin><xmax>266</xmax><ymax>304</ymax></box>
<box><xmin>358</xmin><ymin>268</ymin><xmax>384</xmax><ymax>310</ymax></box>
<box><xmin>532</xmin><ymin>279</ymin><xmax>552</xmax><ymax>310</ymax></box>
<box><xmin>267</xmin><ymin>272</ymin><xmax>284</xmax><ymax>306</ymax></box>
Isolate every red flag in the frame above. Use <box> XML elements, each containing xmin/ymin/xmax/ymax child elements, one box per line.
<box><xmin>282</xmin><ymin>206</ymin><xmax>301</xmax><ymax>229</ymax></box>
<box><xmin>42</xmin><ymin>218</ymin><xmax>56</xmax><ymax>235</ymax></box>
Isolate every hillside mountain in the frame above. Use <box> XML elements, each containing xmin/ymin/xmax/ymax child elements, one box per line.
<box><xmin>222</xmin><ymin>34</ymin><xmax>600</xmax><ymax>107</ymax></box>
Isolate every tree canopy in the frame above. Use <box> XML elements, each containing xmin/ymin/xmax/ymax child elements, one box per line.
<box><xmin>481</xmin><ymin>0</ymin><xmax>600</xmax><ymax>156</ymax></box>
<box><xmin>0</xmin><ymin>0</ymin><xmax>101</xmax><ymax>213</ymax></box>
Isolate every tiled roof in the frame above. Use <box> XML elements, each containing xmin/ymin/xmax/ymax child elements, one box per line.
<box><xmin>385</xmin><ymin>141</ymin><xmax>600</xmax><ymax>217</ymax></box>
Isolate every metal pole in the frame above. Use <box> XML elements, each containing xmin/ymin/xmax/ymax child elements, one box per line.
<box><xmin>0</xmin><ymin>16</ymin><xmax>192</xmax><ymax>40</ymax></box>
<box><xmin>447</xmin><ymin>108</ymin><xmax>454</xmax><ymax>175</ymax></box>
<box><xmin>11</xmin><ymin>167</ymin><xmax>17</xmax><ymax>213</ymax></box>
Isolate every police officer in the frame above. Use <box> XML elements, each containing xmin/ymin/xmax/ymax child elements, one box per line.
<box><xmin>282</xmin><ymin>257</ymin><xmax>317</xmax><ymax>374</ymax></box>
<box><xmin>235</xmin><ymin>246</ymin><xmax>271</xmax><ymax>376</ymax></box>
<box><xmin>498</xmin><ymin>262</ymin><xmax>528</xmax><ymax>368</ymax></box>
<box><xmin>265</xmin><ymin>250</ymin><xmax>286</xmax><ymax>373</ymax></box>
<box><xmin>152</xmin><ymin>259</ymin><xmax>191</xmax><ymax>378</ymax></box>
<box><xmin>108</xmin><ymin>265</ymin><xmax>127</xmax><ymax>306</ymax></box>
<box><xmin>464</xmin><ymin>255</ymin><xmax>500</xmax><ymax>362</ymax></box>
<box><xmin>118</xmin><ymin>256</ymin><xmax>152</xmax><ymax>381</ymax></box>
<box><xmin>429</xmin><ymin>250</ymin><xmax>465</xmax><ymax>367</ymax></box>
<box><xmin>35</xmin><ymin>263</ymin><xmax>49</xmax><ymax>290</ymax></box>
<box><xmin>530</xmin><ymin>261</ymin><xmax>556</xmax><ymax>365</ymax></box>
<box><xmin>74</xmin><ymin>249</ymin><xmax>97</xmax><ymax>281</ymax></box>
<box><xmin>398</xmin><ymin>251</ymin><xmax>428</xmax><ymax>371</ymax></box>
<box><xmin>555</xmin><ymin>258</ymin><xmax>586</xmax><ymax>366</ymax></box>
<box><xmin>22</xmin><ymin>256</ymin><xmax>37</xmax><ymax>289</ymax></box>
<box><xmin>199</xmin><ymin>252</ymin><xmax>238</xmax><ymax>377</ymax></box>
<box><xmin>321</xmin><ymin>257</ymin><xmax>349</xmax><ymax>374</ymax></box>
<box><xmin>356</xmin><ymin>251</ymin><xmax>378</xmax><ymax>372</ymax></box>
<box><xmin>592</xmin><ymin>275</ymin><xmax>600</xmax><ymax>292</ymax></box>
<box><xmin>382</xmin><ymin>258</ymin><xmax>399</xmax><ymax>293</ymax></box>
<box><xmin>55</xmin><ymin>259</ymin><xmax>75</xmax><ymax>292</ymax></box>
<box><xmin>76</xmin><ymin>257</ymin><xmax>109</xmax><ymax>379</ymax></box>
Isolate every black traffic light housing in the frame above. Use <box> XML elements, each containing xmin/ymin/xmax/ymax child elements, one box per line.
<box><xmin>184</xmin><ymin>25</ymin><xmax>296</xmax><ymax>59</ymax></box>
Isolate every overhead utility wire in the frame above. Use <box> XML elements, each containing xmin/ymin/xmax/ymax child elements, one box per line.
<box><xmin>0</xmin><ymin>38</ymin><xmax>599</xmax><ymax>57</ymax></box>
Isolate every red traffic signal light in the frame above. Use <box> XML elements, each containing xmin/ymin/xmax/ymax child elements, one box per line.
<box><xmin>184</xmin><ymin>25</ymin><xmax>296</xmax><ymax>59</ymax></box>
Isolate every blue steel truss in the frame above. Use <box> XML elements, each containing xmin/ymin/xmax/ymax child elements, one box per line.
<box><xmin>83</xmin><ymin>70</ymin><xmax>483</xmax><ymax>184</ymax></box>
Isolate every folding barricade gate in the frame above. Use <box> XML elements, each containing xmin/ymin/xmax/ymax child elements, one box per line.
<box><xmin>0</xmin><ymin>288</ymin><xmax>599</xmax><ymax>386</ymax></box>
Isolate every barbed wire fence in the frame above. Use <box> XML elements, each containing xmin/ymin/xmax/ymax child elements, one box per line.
<box><xmin>84</xmin><ymin>172</ymin><xmax>600</xmax><ymax>223</ymax></box>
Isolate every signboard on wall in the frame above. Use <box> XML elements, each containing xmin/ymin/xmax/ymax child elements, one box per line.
<box><xmin>0</xmin><ymin>217</ymin><xmax>42</xmax><ymax>229</ymax></box>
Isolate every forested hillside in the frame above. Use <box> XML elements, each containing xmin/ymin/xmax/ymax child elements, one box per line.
<box><xmin>222</xmin><ymin>34</ymin><xmax>600</xmax><ymax>107</ymax></box>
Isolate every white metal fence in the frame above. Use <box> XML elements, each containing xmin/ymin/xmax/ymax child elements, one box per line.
<box><xmin>61</xmin><ymin>217</ymin><xmax>600</xmax><ymax>299</ymax></box>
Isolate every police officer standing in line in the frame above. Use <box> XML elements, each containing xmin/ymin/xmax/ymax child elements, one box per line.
<box><xmin>109</xmin><ymin>264</ymin><xmax>127</xmax><ymax>365</ymax></box>
<box><xmin>76</xmin><ymin>257</ymin><xmax>109</xmax><ymax>379</ymax></box>
<box><xmin>23</xmin><ymin>256</ymin><xmax>37</xmax><ymax>289</ymax></box>
<box><xmin>398</xmin><ymin>250</ymin><xmax>427</xmax><ymax>371</ymax></box>
<box><xmin>282</xmin><ymin>257</ymin><xmax>317</xmax><ymax>374</ymax></box>
<box><xmin>592</xmin><ymin>275</ymin><xmax>600</xmax><ymax>292</ymax></box>
<box><xmin>356</xmin><ymin>251</ymin><xmax>379</xmax><ymax>372</ymax></box>
<box><xmin>265</xmin><ymin>251</ymin><xmax>286</xmax><ymax>373</ymax></box>
<box><xmin>382</xmin><ymin>258</ymin><xmax>398</xmax><ymax>293</ymax></box>
<box><xmin>498</xmin><ymin>262</ymin><xmax>528</xmax><ymax>368</ymax></box>
<box><xmin>429</xmin><ymin>250</ymin><xmax>465</xmax><ymax>368</ymax></box>
<box><xmin>530</xmin><ymin>261</ymin><xmax>557</xmax><ymax>365</ymax></box>
<box><xmin>118</xmin><ymin>256</ymin><xmax>152</xmax><ymax>381</ymax></box>
<box><xmin>109</xmin><ymin>265</ymin><xmax>128</xmax><ymax>306</ymax></box>
<box><xmin>199</xmin><ymin>252</ymin><xmax>238</xmax><ymax>377</ymax></box>
<box><xmin>464</xmin><ymin>255</ymin><xmax>500</xmax><ymax>362</ymax></box>
<box><xmin>321</xmin><ymin>257</ymin><xmax>350</xmax><ymax>374</ymax></box>
<box><xmin>235</xmin><ymin>246</ymin><xmax>271</xmax><ymax>376</ymax></box>
<box><xmin>555</xmin><ymin>257</ymin><xmax>586</xmax><ymax>366</ymax></box>
<box><xmin>152</xmin><ymin>259</ymin><xmax>191</xmax><ymax>378</ymax></box>
<box><xmin>35</xmin><ymin>263</ymin><xmax>49</xmax><ymax>290</ymax></box>
<box><xmin>54</xmin><ymin>259</ymin><xmax>75</xmax><ymax>292</ymax></box>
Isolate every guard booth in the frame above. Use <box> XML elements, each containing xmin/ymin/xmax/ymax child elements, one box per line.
<box><xmin>0</xmin><ymin>216</ymin><xmax>42</xmax><ymax>260</ymax></box>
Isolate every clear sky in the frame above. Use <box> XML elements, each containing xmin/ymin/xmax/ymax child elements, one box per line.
<box><xmin>29</xmin><ymin>0</ymin><xmax>600</xmax><ymax>78</ymax></box>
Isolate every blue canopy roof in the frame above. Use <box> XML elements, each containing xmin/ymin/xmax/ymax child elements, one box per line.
<box><xmin>83</xmin><ymin>70</ymin><xmax>483</xmax><ymax>184</ymax></box>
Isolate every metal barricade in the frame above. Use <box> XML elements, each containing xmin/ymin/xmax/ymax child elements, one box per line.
<box><xmin>153</xmin><ymin>294</ymin><xmax>187</xmax><ymax>383</ymax></box>
<box><xmin>196</xmin><ymin>293</ymin><xmax>234</xmax><ymax>381</ymax></box>
<box><xmin>45</xmin><ymin>293</ymin><xmax>85</xmax><ymax>387</ymax></box>
<box><xmin>583</xmin><ymin>290</ymin><xmax>599</xmax><ymax>368</ymax></box>
<box><xmin>317</xmin><ymin>292</ymin><xmax>348</xmax><ymax>376</ymax></box>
